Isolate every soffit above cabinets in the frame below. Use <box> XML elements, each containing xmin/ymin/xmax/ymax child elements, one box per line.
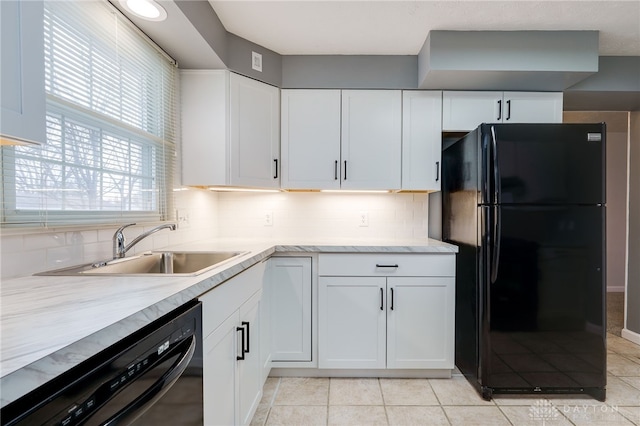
<box><xmin>417</xmin><ymin>30</ymin><xmax>599</xmax><ymax>91</ymax></box>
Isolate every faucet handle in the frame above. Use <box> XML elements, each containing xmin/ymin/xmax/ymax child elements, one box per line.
<box><xmin>113</xmin><ymin>223</ymin><xmax>136</xmax><ymax>259</ymax></box>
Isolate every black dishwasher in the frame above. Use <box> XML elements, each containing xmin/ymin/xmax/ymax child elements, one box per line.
<box><xmin>1</xmin><ymin>301</ymin><xmax>203</xmax><ymax>426</ymax></box>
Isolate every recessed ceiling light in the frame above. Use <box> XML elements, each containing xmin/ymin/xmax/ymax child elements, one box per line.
<box><xmin>120</xmin><ymin>0</ymin><xmax>167</xmax><ymax>21</ymax></box>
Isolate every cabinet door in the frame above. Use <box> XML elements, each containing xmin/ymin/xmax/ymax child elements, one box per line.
<box><xmin>386</xmin><ymin>277</ymin><xmax>455</xmax><ymax>369</ymax></box>
<box><xmin>318</xmin><ymin>276</ymin><xmax>386</xmax><ymax>369</ymax></box>
<box><xmin>238</xmin><ymin>291</ymin><xmax>263</xmax><ymax>426</ymax></box>
<box><xmin>341</xmin><ymin>90</ymin><xmax>402</xmax><ymax>190</ymax></box>
<box><xmin>281</xmin><ymin>90</ymin><xmax>341</xmax><ymax>189</ymax></box>
<box><xmin>180</xmin><ymin>70</ymin><xmax>229</xmax><ymax>186</ymax></box>
<box><xmin>230</xmin><ymin>73</ymin><xmax>280</xmax><ymax>188</ymax></box>
<box><xmin>442</xmin><ymin>91</ymin><xmax>503</xmax><ymax>132</ymax></box>
<box><xmin>270</xmin><ymin>257</ymin><xmax>312</xmax><ymax>362</ymax></box>
<box><xmin>260</xmin><ymin>261</ymin><xmax>272</xmax><ymax>384</ymax></box>
<box><xmin>203</xmin><ymin>311</ymin><xmax>240</xmax><ymax>426</ymax></box>
<box><xmin>0</xmin><ymin>0</ymin><xmax>45</xmax><ymax>145</ymax></box>
<box><xmin>402</xmin><ymin>91</ymin><xmax>443</xmax><ymax>190</ymax></box>
<box><xmin>503</xmin><ymin>92</ymin><xmax>563</xmax><ymax>123</ymax></box>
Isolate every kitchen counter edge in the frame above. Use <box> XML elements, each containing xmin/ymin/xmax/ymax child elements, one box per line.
<box><xmin>0</xmin><ymin>239</ymin><xmax>457</xmax><ymax>407</ymax></box>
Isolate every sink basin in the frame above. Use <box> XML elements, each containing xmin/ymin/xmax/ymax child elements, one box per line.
<box><xmin>36</xmin><ymin>251</ymin><xmax>247</xmax><ymax>276</ymax></box>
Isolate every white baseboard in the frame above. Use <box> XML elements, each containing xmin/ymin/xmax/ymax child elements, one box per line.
<box><xmin>607</xmin><ymin>286</ymin><xmax>626</xmax><ymax>293</ymax></box>
<box><xmin>621</xmin><ymin>328</ymin><xmax>640</xmax><ymax>345</ymax></box>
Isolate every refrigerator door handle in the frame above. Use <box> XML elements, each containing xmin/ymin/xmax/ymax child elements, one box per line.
<box><xmin>491</xmin><ymin>205</ymin><xmax>502</xmax><ymax>284</ymax></box>
<box><xmin>490</xmin><ymin>126</ymin><xmax>501</xmax><ymax>204</ymax></box>
<box><xmin>489</xmin><ymin>126</ymin><xmax>501</xmax><ymax>284</ymax></box>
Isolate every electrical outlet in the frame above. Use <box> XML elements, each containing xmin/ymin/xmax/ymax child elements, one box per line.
<box><xmin>359</xmin><ymin>211</ymin><xmax>369</xmax><ymax>227</ymax></box>
<box><xmin>264</xmin><ymin>211</ymin><xmax>273</xmax><ymax>226</ymax></box>
<box><xmin>176</xmin><ymin>209</ymin><xmax>190</xmax><ymax>229</ymax></box>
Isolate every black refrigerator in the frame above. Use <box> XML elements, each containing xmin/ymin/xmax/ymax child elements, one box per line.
<box><xmin>442</xmin><ymin>123</ymin><xmax>606</xmax><ymax>401</ymax></box>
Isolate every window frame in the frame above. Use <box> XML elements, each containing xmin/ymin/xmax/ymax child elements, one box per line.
<box><xmin>1</xmin><ymin>0</ymin><xmax>176</xmax><ymax>228</ymax></box>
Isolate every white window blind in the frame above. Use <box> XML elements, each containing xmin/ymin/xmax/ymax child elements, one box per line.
<box><xmin>1</xmin><ymin>0</ymin><xmax>177</xmax><ymax>226</ymax></box>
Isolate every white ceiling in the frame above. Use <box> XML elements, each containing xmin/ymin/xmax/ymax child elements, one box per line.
<box><xmin>208</xmin><ymin>0</ymin><xmax>640</xmax><ymax>56</ymax></box>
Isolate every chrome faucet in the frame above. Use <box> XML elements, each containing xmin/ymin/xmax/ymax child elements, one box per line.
<box><xmin>113</xmin><ymin>223</ymin><xmax>177</xmax><ymax>259</ymax></box>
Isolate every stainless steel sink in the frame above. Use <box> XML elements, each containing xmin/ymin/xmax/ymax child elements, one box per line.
<box><xmin>36</xmin><ymin>251</ymin><xmax>247</xmax><ymax>276</ymax></box>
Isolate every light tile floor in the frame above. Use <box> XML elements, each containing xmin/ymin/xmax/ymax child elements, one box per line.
<box><xmin>251</xmin><ymin>333</ymin><xmax>640</xmax><ymax>426</ymax></box>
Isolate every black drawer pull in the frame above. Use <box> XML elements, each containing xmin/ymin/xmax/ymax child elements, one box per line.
<box><xmin>376</xmin><ymin>264</ymin><xmax>399</xmax><ymax>268</ymax></box>
<box><xmin>236</xmin><ymin>326</ymin><xmax>246</xmax><ymax>360</ymax></box>
<box><xmin>242</xmin><ymin>321</ymin><xmax>250</xmax><ymax>353</ymax></box>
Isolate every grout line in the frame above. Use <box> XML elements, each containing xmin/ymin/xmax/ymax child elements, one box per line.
<box><xmin>268</xmin><ymin>377</ymin><xmax>282</xmax><ymax>407</ymax></box>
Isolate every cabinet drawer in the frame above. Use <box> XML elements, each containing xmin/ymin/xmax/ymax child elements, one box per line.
<box><xmin>200</xmin><ymin>261</ymin><xmax>265</xmax><ymax>339</ymax></box>
<box><xmin>318</xmin><ymin>253</ymin><xmax>455</xmax><ymax>277</ymax></box>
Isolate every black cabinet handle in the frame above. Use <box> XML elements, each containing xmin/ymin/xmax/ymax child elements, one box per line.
<box><xmin>344</xmin><ymin>161</ymin><xmax>347</xmax><ymax>180</ymax></box>
<box><xmin>435</xmin><ymin>161</ymin><xmax>440</xmax><ymax>182</ymax></box>
<box><xmin>497</xmin><ymin>99</ymin><xmax>502</xmax><ymax>121</ymax></box>
<box><xmin>380</xmin><ymin>288</ymin><xmax>384</xmax><ymax>311</ymax></box>
<box><xmin>236</xmin><ymin>325</ymin><xmax>246</xmax><ymax>360</ymax></box>
<box><xmin>376</xmin><ymin>264</ymin><xmax>399</xmax><ymax>268</ymax></box>
<box><xmin>273</xmin><ymin>159</ymin><xmax>278</xmax><ymax>179</ymax></box>
<box><xmin>334</xmin><ymin>160</ymin><xmax>338</xmax><ymax>180</ymax></box>
<box><xmin>506</xmin><ymin>100</ymin><xmax>511</xmax><ymax>121</ymax></box>
<box><xmin>242</xmin><ymin>321</ymin><xmax>250</xmax><ymax>353</ymax></box>
<box><xmin>390</xmin><ymin>288</ymin><xmax>394</xmax><ymax>311</ymax></box>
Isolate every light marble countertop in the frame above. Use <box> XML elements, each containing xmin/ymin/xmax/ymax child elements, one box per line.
<box><xmin>0</xmin><ymin>237</ymin><xmax>457</xmax><ymax>407</ymax></box>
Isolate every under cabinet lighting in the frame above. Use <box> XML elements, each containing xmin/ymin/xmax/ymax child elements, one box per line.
<box><xmin>207</xmin><ymin>187</ymin><xmax>281</xmax><ymax>193</ymax></box>
<box><xmin>320</xmin><ymin>190</ymin><xmax>392</xmax><ymax>194</ymax></box>
<box><xmin>120</xmin><ymin>0</ymin><xmax>167</xmax><ymax>21</ymax></box>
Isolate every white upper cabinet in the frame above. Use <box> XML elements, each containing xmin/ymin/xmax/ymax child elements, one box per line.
<box><xmin>281</xmin><ymin>89</ymin><xmax>402</xmax><ymax>190</ymax></box>
<box><xmin>181</xmin><ymin>70</ymin><xmax>280</xmax><ymax>188</ymax></box>
<box><xmin>281</xmin><ymin>90</ymin><xmax>342</xmax><ymax>189</ymax></box>
<box><xmin>181</xmin><ymin>70</ymin><xmax>229</xmax><ymax>186</ymax></box>
<box><xmin>0</xmin><ymin>1</ymin><xmax>45</xmax><ymax>145</ymax></box>
<box><xmin>504</xmin><ymin>92</ymin><xmax>564</xmax><ymax>124</ymax></box>
<box><xmin>402</xmin><ymin>91</ymin><xmax>443</xmax><ymax>191</ymax></box>
<box><xmin>341</xmin><ymin>90</ymin><xmax>402</xmax><ymax>190</ymax></box>
<box><xmin>230</xmin><ymin>73</ymin><xmax>281</xmax><ymax>188</ymax></box>
<box><xmin>442</xmin><ymin>91</ymin><xmax>563</xmax><ymax>131</ymax></box>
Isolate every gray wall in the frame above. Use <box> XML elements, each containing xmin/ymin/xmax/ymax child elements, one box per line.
<box><xmin>281</xmin><ymin>55</ymin><xmax>417</xmax><ymax>89</ymax></box>
<box><xmin>174</xmin><ymin>1</ymin><xmax>228</xmax><ymax>64</ymax></box>
<box><xmin>628</xmin><ymin>112</ymin><xmax>640</xmax><ymax>335</ymax></box>
<box><xmin>227</xmin><ymin>33</ymin><xmax>282</xmax><ymax>87</ymax></box>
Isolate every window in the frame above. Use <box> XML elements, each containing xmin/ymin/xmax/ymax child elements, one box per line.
<box><xmin>1</xmin><ymin>0</ymin><xmax>177</xmax><ymax>226</ymax></box>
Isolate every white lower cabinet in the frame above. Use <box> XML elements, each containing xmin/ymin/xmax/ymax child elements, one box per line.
<box><xmin>237</xmin><ymin>291</ymin><xmax>262</xmax><ymax>425</ymax></box>
<box><xmin>386</xmin><ymin>277</ymin><xmax>455</xmax><ymax>369</ymax></box>
<box><xmin>201</xmin><ymin>262</ymin><xmax>266</xmax><ymax>426</ymax></box>
<box><xmin>268</xmin><ymin>257</ymin><xmax>313</xmax><ymax>363</ymax></box>
<box><xmin>319</xmin><ymin>276</ymin><xmax>386</xmax><ymax>369</ymax></box>
<box><xmin>203</xmin><ymin>310</ymin><xmax>239</xmax><ymax>426</ymax></box>
<box><xmin>318</xmin><ymin>253</ymin><xmax>455</xmax><ymax>370</ymax></box>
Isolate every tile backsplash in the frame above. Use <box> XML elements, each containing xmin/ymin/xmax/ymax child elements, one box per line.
<box><xmin>0</xmin><ymin>189</ymin><xmax>219</xmax><ymax>280</ymax></box>
<box><xmin>216</xmin><ymin>191</ymin><xmax>428</xmax><ymax>240</ymax></box>
<box><xmin>0</xmin><ymin>189</ymin><xmax>428</xmax><ymax>279</ymax></box>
